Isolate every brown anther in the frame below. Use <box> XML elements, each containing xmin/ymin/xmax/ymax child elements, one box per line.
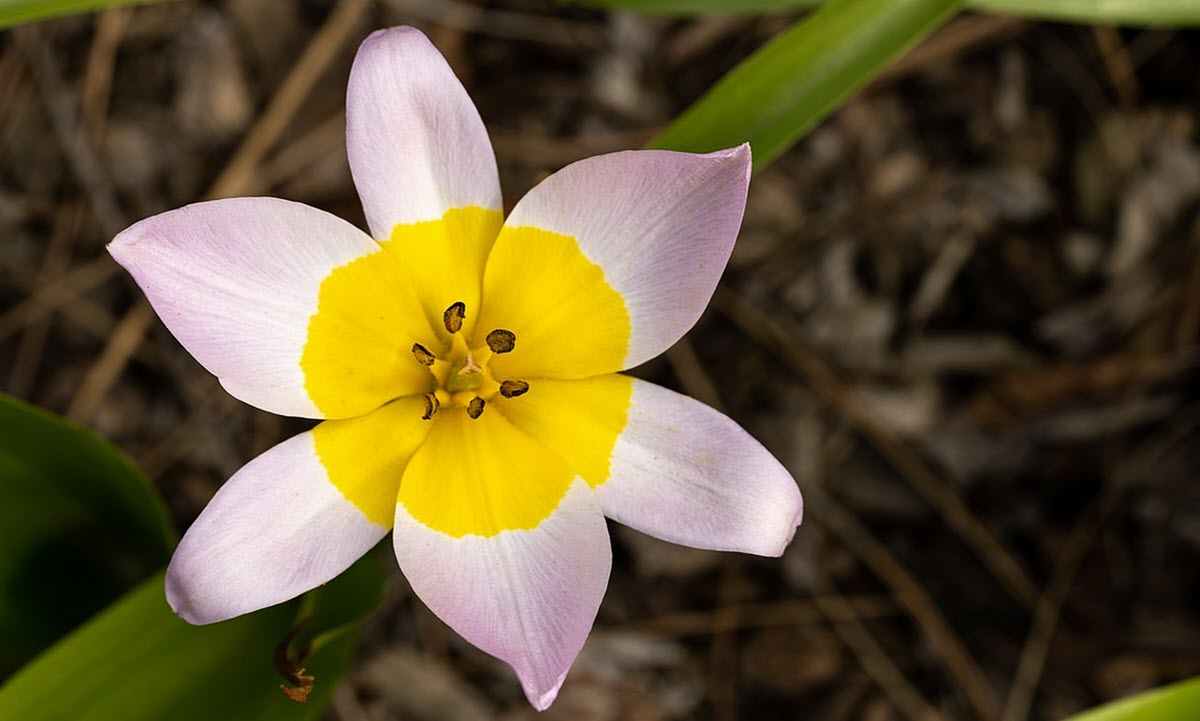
<box><xmin>443</xmin><ymin>301</ymin><xmax>466</xmax><ymax>334</ymax></box>
<box><xmin>411</xmin><ymin>343</ymin><xmax>435</xmax><ymax>366</ymax></box>
<box><xmin>279</xmin><ymin>670</ymin><xmax>314</xmax><ymax>703</ymax></box>
<box><xmin>421</xmin><ymin>392</ymin><xmax>440</xmax><ymax>420</ymax></box>
<box><xmin>499</xmin><ymin>379</ymin><xmax>530</xmax><ymax>398</ymax></box>
<box><xmin>466</xmin><ymin>396</ymin><xmax>485</xmax><ymax>419</ymax></box>
<box><xmin>486</xmin><ymin>329</ymin><xmax>516</xmax><ymax>354</ymax></box>
<box><xmin>274</xmin><ymin>623</ymin><xmax>316</xmax><ymax>703</ymax></box>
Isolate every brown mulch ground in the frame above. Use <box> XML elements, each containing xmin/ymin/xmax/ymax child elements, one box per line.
<box><xmin>2</xmin><ymin>2</ymin><xmax>1199</xmax><ymax>720</ymax></box>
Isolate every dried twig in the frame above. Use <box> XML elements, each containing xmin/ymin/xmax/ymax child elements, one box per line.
<box><xmin>22</xmin><ymin>0</ymin><xmax>372</xmax><ymax>421</ymax></box>
<box><xmin>1091</xmin><ymin>25</ymin><xmax>1139</xmax><ymax>108</ymax></box>
<box><xmin>1174</xmin><ymin>233</ymin><xmax>1200</xmax><ymax>347</ymax></box>
<box><xmin>880</xmin><ymin>14</ymin><xmax>1028</xmax><ymax>85</ymax></box>
<box><xmin>140</xmin><ymin>389</ymin><xmax>240</xmax><ymax>478</ymax></box>
<box><xmin>664</xmin><ymin>338</ymin><xmax>725</xmax><ymax>412</ymax></box>
<box><xmin>81</xmin><ymin>7</ymin><xmax>132</xmax><ymax>144</ymax></box>
<box><xmin>7</xmin><ymin>205</ymin><xmax>84</xmax><ymax>396</ymax></box>
<box><xmin>713</xmin><ymin>285</ymin><xmax>1039</xmax><ymax>609</ymax></box>
<box><xmin>254</xmin><ymin>110</ymin><xmax>347</xmax><ymax>195</ymax></box>
<box><xmin>0</xmin><ymin>252</ymin><xmax>169</xmax><ymax>370</ymax></box>
<box><xmin>663</xmin><ymin>331</ymin><xmax>938</xmax><ymax>721</ymax></box>
<box><xmin>708</xmin><ymin>560</ymin><xmax>741</xmax><ymax>721</ymax></box>
<box><xmin>13</xmin><ymin>22</ymin><xmax>144</xmax><ymax>421</ymax></box>
<box><xmin>13</xmin><ymin>25</ymin><xmax>126</xmax><ymax>238</ymax></box>
<box><xmin>205</xmin><ymin>0</ymin><xmax>373</xmax><ymax>200</ymax></box>
<box><xmin>713</xmin><ymin>286</ymin><xmax>1011</xmax><ymax>720</ymax></box>
<box><xmin>490</xmin><ymin>128</ymin><xmax>657</xmax><ymax>169</ymax></box>
<box><xmin>0</xmin><ymin>256</ymin><xmax>119</xmax><ymax>342</ymax></box>
<box><xmin>812</xmin><ymin>488</ymin><xmax>1002</xmax><ymax>721</ymax></box>
<box><xmin>386</xmin><ymin>0</ymin><xmax>606</xmax><ymax>48</ymax></box>
<box><xmin>66</xmin><ymin>302</ymin><xmax>154</xmax><ymax>423</ymax></box>
<box><xmin>809</xmin><ymin>564</ymin><xmax>942</xmax><ymax>721</ymax></box>
<box><xmin>624</xmin><ymin>595</ymin><xmax>902</xmax><ymax>637</ymax></box>
<box><xmin>1000</xmin><ymin>411</ymin><xmax>1200</xmax><ymax>721</ymax></box>
<box><xmin>0</xmin><ymin>44</ymin><xmax>26</xmax><ymax>128</ymax></box>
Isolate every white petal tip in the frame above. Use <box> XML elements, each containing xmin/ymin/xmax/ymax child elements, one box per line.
<box><xmin>523</xmin><ymin>670</ymin><xmax>568</xmax><ymax>711</ymax></box>
<box><xmin>106</xmin><ymin>221</ymin><xmax>147</xmax><ymax>264</ymax></box>
<box><xmin>759</xmin><ymin>485</ymin><xmax>804</xmax><ymax>557</ymax></box>
<box><xmin>695</xmin><ymin>143</ymin><xmax>751</xmax><ymax>192</ymax></box>
<box><xmin>348</xmin><ymin>23</ymin><xmax>501</xmax><ymax>235</ymax></box>
<box><xmin>765</xmin><ymin>499</ymin><xmax>804</xmax><ymax>557</ymax></box>
<box><xmin>164</xmin><ymin>569</ymin><xmax>211</xmax><ymax>626</ymax></box>
<box><xmin>707</xmin><ymin>141</ymin><xmax>752</xmax><ymax>165</ymax></box>
<box><xmin>360</xmin><ymin>24</ymin><xmax>426</xmax><ymax>50</ymax></box>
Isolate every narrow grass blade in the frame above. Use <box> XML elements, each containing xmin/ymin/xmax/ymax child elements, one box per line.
<box><xmin>650</xmin><ymin>0</ymin><xmax>963</xmax><ymax>171</ymax></box>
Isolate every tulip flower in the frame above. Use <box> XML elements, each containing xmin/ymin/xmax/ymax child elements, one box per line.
<box><xmin>109</xmin><ymin>26</ymin><xmax>802</xmax><ymax>709</ymax></box>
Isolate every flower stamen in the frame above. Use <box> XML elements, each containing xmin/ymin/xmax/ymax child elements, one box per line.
<box><xmin>466</xmin><ymin>396</ymin><xmax>485</xmax><ymax>419</ymax></box>
<box><xmin>485</xmin><ymin>329</ymin><xmax>516</xmax><ymax>354</ymax></box>
<box><xmin>499</xmin><ymin>380</ymin><xmax>529</xmax><ymax>398</ymax></box>
<box><xmin>421</xmin><ymin>392</ymin><xmax>440</xmax><ymax>420</ymax></box>
<box><xmin>411</xmin><ymin>343</ymin><xmax>436</xmax><ymax>366</ymax></box>
<box><xmin>443</xmin><ymin>301</ymin><xmax>466</xmax><ymax>334</ymax></box>
<box><xmin>411</xmin><ymin>309</ymin><xmax>527</xmax><ymax>419</ymax></box>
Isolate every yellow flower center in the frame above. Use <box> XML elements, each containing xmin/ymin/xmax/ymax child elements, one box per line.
<box><xmin>411</xmin><ymin>301</ymin><xmax>529</xmax><ymax>421</ymax></box>
<box><xmin>297</xmin><ymin>206</ymin><xmax>637</xmax><ymax>537</ymax></box>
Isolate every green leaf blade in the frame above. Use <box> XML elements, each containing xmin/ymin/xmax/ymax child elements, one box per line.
<box><xmin>0</xmin><ymin>553</ymin><xmax>385</xmax><ymax>721</ymax></box>
<box><xmin>289</xmin><ymin>549</ymin><xmax>387</xmax><ymax>657</ymax></box>
<box><xmin>0</xmin><ymin>0</ymin><xmax>165</xmax><ymax>30</ymax></box>
<box><xmin>968</xmin><ymin>0</ymin><xmax>1200</xmax><ymax>26</ymax></box>
<box><xmin>1065</xmin><ymin>676</ymin><xmax>1200</xmax><ymax>721</ymax></box>
<box><xmin>580</xmin><ymin>0</ymin><xmax>1200</xmax><ymax>26</ymax></box>
<box><xmin>649</xmin><ymin>0</ymin><xmax>963</xmax><ymax>171</ymax></box>
<box><xmin>0</xmin><ymin>393</ymin><xmax>174</xmax><ymax>675</ymax></box>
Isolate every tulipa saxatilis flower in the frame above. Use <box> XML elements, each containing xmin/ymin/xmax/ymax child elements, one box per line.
<box><xmin>109</xmin><ymin>26</ymin><xmax>802</xmax><ymax>709</ymax></box>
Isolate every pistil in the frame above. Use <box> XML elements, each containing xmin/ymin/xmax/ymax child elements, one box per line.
<box><xmin>445</xmin><ymin>354</ymin><xmax>484</xmax><ymax>393</ymax></box>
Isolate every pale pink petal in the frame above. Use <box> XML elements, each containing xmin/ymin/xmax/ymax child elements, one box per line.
<box><xmin>496</xmin><ymin>144</ymin><xmax>751</xmax><ymax>370</ymax></box>
<box><xmin>393</xmin><ymin>480</ymin><xmax>611</xmax><ymax>710</ymax></box>
<box><xmin>347</xmin><ymin>26</ymin><xmax>501</xmax><ymax>238</ymax></box>
<box><xmin>166</xmin><ymin>434</ymin><xmax>381</xmax><ymax>624</ymax></box>
<box><xmin>167</xmin><ymin>397</ymin><xmax>430</xmax><ymax>624</ymax></box>
<box><xmin>599</xmin><ymin>379</ymin><xmax>803</xmax><ymax>556</ymax></box>
<box><xmin>108</xmin><ymin>197</ymin><xmax>425</xmax><ymax>419</ymax></box>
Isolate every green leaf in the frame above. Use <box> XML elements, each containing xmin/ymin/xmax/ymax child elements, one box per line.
<box><xmin>969</xmin><ymin>0</ymin><xmax>1200</xmax><ymax>26</ymax></box>
<box><xmin>0</xmin><ymin>393</ymin><xmax>174</xmax><ymax>676</ymax></box>
<box><xmin>649</xmin><ymin>0</ymin><xmax>963</xmax><ymax>171</ymax></box>
<box><xmin>0</xmin><ymin>553</ymin><xmax>386</xmax><ymax>721</ymax></box>
<box><xmin>285</xmin><ymin>548</ymin><xmax>388</xmax><ymax>663</ymax></box>
<box><xmin>1065</xmin><ymin>676</ymin><xmax>1200</xmax><ymax>721</ymax></box>
<box><xmin>581</xmin><ymin>0</ymin><xmax>1200</xmax><ymax>26</ymax></box>
<box><xmin>0</xmin><ymin>0</ymin><xmax>164</xmax><ymax>29</ymax></box>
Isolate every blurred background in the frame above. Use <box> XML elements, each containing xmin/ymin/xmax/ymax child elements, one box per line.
<box><xmin>1</xmin><ymin>1</ymin><xmax>1199</xmax><ymax>720</ymax></box>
